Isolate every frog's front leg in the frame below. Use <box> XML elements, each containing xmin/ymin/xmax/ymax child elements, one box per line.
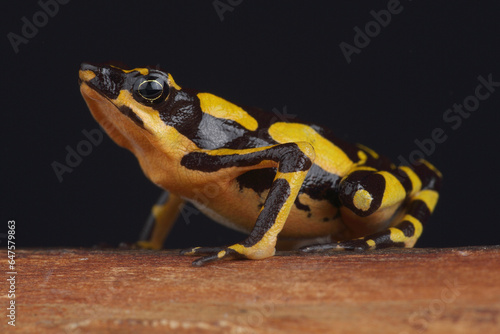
<box><xmin>301</xmin><ymin>160</ymin><xmax>441</xmax><ymax>253</ymax></box>
<box><xmin>180</xmin><ymin>142</ymin><xmax>315</xmax><ymax>266</ymax></box>
<box><xmin>136</xmin><ymin>191</ymin><xmax>185</xmax><ymax>250</ymax></box>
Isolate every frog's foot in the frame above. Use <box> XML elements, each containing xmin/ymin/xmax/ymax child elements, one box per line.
<box><xmin>181</xmin><ymin>242</ymin><xmax>276</xmax><ymax>266</ymax></box>
<box><xmin>180</xmin><ymin>246</ymin><xmax>246</xmax><ymax>266</ymax></box>
<box><xmin>135</xmin><ymin>240</ymin><xmax>163</xmax><ymax>250</ymax></box>
<box><xmin>300</xmin><ymin>238</ymin><xmax>374</xmax><ymax>253</ymax></box>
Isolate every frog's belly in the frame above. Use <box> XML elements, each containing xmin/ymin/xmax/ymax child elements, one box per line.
<box><xmin>188</xmin><ymin>188</ymin><xmax>346</xmax><ymax>239</ymax></box>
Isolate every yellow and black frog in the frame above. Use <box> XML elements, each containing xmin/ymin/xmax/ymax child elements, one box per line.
<box><xmin>79</xmin><ymin>63</ymin><xmax>441</xmax><ymax>266</ymax></box>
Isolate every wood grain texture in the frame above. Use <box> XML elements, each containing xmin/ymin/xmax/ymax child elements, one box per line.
<box><xmin>2</xmin><ymin>246</ymin><xmax>499</xmax><ymax>333</ymax></box>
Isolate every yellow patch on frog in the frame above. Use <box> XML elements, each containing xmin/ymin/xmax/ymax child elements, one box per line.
<box><xmin>199</xmin><ymin>146</ymin><xmax>278</xmax><ymax>173</ymax></box>
<box><xmin>366</xmin><ymin>239</ymin><xmax>376</xmax><ymax>249</ymax></box>
<box><xmin>357</xmin><ymin>150</ymin><xmax>368</xmax><ymax>165</ymax></box>
<box><xmin>109</xmin><ymin>65</ymin><xmax>149</xmax><ymax>76</ymax></box>
<box><xmin>420</xmin><ymin>160</ymin><xmax>443</xmax><ymax>179</ymax></box>
<box><xmin>388</xmin><ymin>227</ymin><xmax>406</xmax><ymax>243</ymax></box>
<box><xmin>414</xmin><ymin>189</ymin><xmax>439</xmax><ymax>213</ymax></box>
<box><xmin>197</xmin><ymin>93</ymin><xmax>258</xmax><ymax>131</ymax></box>
<box><xmin>79</xmin><ymin>70</ymin><xmax>96</xmax><ymax>82</ymax></box>
<box><xmin>353</xmin><ymin>189</ymin><xmax>373</xmax><ymax>211</ymax></box>
<box><xmin>399</xmin><ymin>166</ymin><xmax>422</xmax><ymax>197</ymax></box>
<box><xmin>275</xmin><ymin>170</ymin><xmax>309</xmax><ymax>186</ymax></box>
<box><xmin>268</xmin><ymin>122</ymin><xmax>355</xmax><ymax>176</ymax></box>
<box><xmin>346</xmin><ymin>166</ymin><xmax>378</xmax><ymax>174</ymax></box>
<box><xmin>400</xmin><ymin>214</ymin><xmax>423</xmax><ymax>247</ymax></box>
<box><xmin>377</xmin><ymin>171</ymin><xmax>407</xmax><ymax>208</ymax></box>
<box><xmin>357</xmin><ymin>143</ymin><xmax>379</xmax><ymax>159</ymax></box>
<box><xmin>168</xmin><ymin>74</ymin><xmax>182</xmax><ymax>91</ymax></box>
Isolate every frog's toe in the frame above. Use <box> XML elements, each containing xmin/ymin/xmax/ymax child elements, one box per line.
<box><xmin>192</xmin><ymin>249</ymin><xmax>243</xmax><ymax>266</ymax></box>
<box><xmin>180</xmin><ymin>246</ymin><xmax>246</xmax><ymax>266</ymax></box>
<box><xmin>300</xmin><ymin>243</ymin><xmax>341</xmax><ymax>253</ymax></box>
<box><xmin>180</xmin><ymin>246</ymin><xmax>225</xmax><ymax>256</ymax></box>
<box><xmin>336</xmin><ymin>239</ymin><xmax>372</xmax><ymax>251</ymax></box>
<box><xmin>300</xmin><ymin>239</ymin><xmax>371</xmax><ymax>253</ymax></box>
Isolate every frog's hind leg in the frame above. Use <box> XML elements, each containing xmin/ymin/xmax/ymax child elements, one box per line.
<box><xmin>301</xmin><ymin>160</ymin><xmax>442</xmax><ymax>253</ymax></box>
<box><xmin>136</xmin><ymin>191</ymin><xmax>185</xmax><ymax>250</ymax></box>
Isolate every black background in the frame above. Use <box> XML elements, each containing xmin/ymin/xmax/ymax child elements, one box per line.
<box><xmin>3</xmin><ymin>1</ymin><xmax>500</xmax><ymax>249</ymax></box>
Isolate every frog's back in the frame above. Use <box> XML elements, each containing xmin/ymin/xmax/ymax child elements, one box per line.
<box><xmin>216</xmin><ymin>103</ymin><xmax>395</xmax><ymax>175</ymax></box>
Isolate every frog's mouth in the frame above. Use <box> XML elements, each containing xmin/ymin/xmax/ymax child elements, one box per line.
<box><xmin>79</xmin><ymin>63</ymin><xmax>146</xmax><ymax>131</ymax></box>
<box><xmin>79</xmin><ymin>73</ymin><xmax>153</xmax><ymax>155</ymax></box>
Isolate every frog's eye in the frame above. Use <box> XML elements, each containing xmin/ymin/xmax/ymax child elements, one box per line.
<box><xmin>134</xmin><ymin>76</ymin><xmax>169</xmax><ymax>103</ymax></box>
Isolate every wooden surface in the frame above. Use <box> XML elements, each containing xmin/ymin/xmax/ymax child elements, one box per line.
<box><xmin>2</xmin><ymin>246</ymin><xmax>500</xmax><ymax>333</ymax></box>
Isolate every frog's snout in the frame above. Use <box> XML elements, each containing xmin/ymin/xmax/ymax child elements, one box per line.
<box><xmin>80</xmin><ymin>62</ymin><xmax>99</xmax><ymax>72</ymax></box>
<box><xmin>79</xmin><ymin>63</ymin><xmax>98</xmax><ymax>84</ymax></box>
<box><xmin>79</xmin><ymin>62</ymin><xmax>125</xmax><ymax>100</ymax></box>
